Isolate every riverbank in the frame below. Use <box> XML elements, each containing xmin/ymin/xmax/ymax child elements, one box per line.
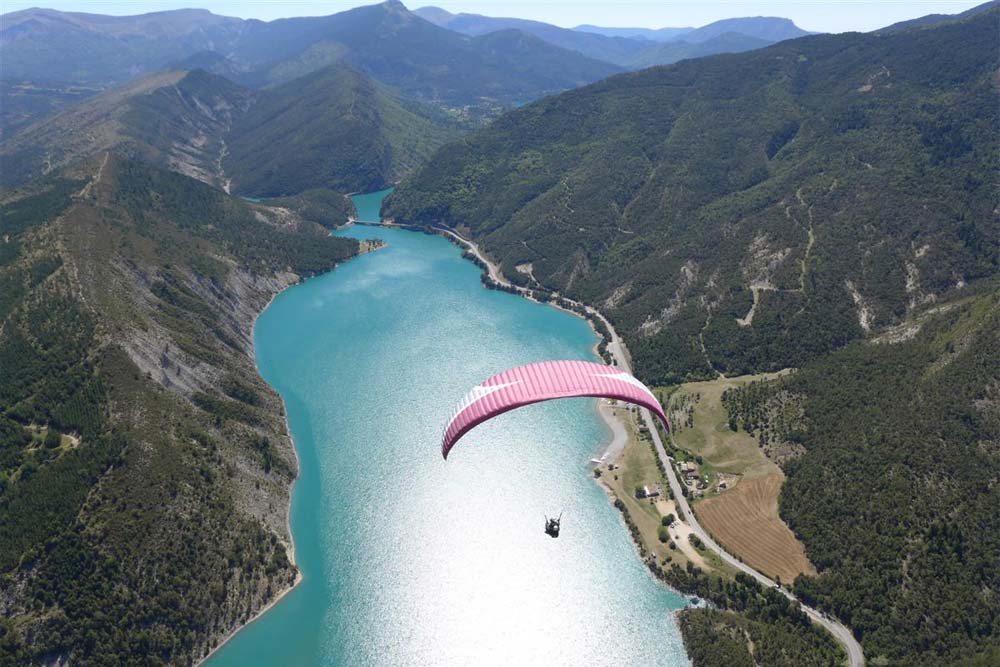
<box><xmin>198</xmin><ymin>235</ymin><xmax>388</xmax><ymax>666</ymax></box>
<box><xmin>411</xmin><ymin>220</ymin><xmax>864</xmax><ymax>667</ymax></box>
<box><xmin>594</xmin><ymin>399</ymin><xmax>628</xmax><ymax>465</ymax></box>
<box><xmin>205</xmin><ymin>199</ymin><xmax>691</xmax><ymax>665</ymax></box>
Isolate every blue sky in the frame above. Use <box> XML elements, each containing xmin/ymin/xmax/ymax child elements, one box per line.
<box><xmin>1</xmin><ymin>1</ymin><xmax>987</xmax><ymax>33</ymax></box>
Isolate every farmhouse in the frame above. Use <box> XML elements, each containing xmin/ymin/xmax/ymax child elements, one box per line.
<box><xmin>635</xmin><ymin>484</ymin><xmax>661</xmax><ymax>499</ymax></box>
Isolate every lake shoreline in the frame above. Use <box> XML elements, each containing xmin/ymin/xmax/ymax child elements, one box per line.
<box><xmin>593</xmin><ymin>399</ymin><xmax>628</xmax><ymax>465</ymax></box>
<box><xmin>197</xmin><ymin>239</ymin><xmax>381</xmax><ymax>666</ymax></box>
<box><xmin>365</xmin><ymin>219</ymin><xmax>635</xmax><ymax>458</ymax></box>
<box><xmin>208</xmin><ymin>199</ymin><xmax>691</xmax><ymax>664</ymax></box>
<box><xmin>196</xmin><ymin>282</ymin><xmax>302</xmax><ymax>667</ymax></box>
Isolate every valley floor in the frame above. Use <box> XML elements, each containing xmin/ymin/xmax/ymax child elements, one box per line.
<box><xmin>665</xmin><ymin>373</ymin><xmax>815</xmax><ymax>585</ymax></box>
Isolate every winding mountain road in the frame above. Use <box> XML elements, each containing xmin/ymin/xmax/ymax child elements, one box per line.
<box><xmin>435</xmin><ymin>226</ymin><xmax>865</xmax><ymax>667</ymax></box>
<box><xmin>640</xmin><ymin>404</ymin><xmax>865</xmax><ymax>667</ymax></box>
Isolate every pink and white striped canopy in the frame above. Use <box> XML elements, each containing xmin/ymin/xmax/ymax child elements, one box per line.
<box><xmin>441</xmin><ymin>360</ymin><xmax>670</xmax><ymax>459</ymax></box>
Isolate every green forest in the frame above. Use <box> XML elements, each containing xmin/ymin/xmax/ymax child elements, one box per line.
<box><xmin>681</xmin><ymin>607</ymin><xmax>841</xmax><ymax>667</ymax></box>
<box><xmin>0</xmin><ymin>157</ymin><xmax>358</xmax><ymax>666</ymax></box>
<box><xmin>709</xmin><ymin>290</ymin><xmax>1000</xmax><ymax>665</ymax></box>
<box><xmin>783</xmin><ymin>292</ymin><xmax>1000</xmax><ymax>665</ymax></box>
<box><xmin>387</xmin><ymin>8</ymin><xmax>999</xmax><ymax>385</ymax></box>
<box><xmin>224</xmin><ymin>64</ymin><xmax>460</xmax><ymax>198</ymax></box>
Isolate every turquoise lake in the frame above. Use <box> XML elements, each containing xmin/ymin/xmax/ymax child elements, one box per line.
<box><xmin>206</xmin><ymin>190</ymin><xmax>689</xmax><ymax>665</ymax></box>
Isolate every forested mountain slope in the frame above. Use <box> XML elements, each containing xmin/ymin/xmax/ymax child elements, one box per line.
<box><xmin>1</xmin><ymin>63</ymin><xmax>457</xmax><ymax>203</ymax></box>
<box><xmin>878</xmin><ymin>0</ymin><xmax>997</xmax><ymax>34</ymax></box>
<box><xmin>224</xmin><ymin>64</ymin><xmax>460</xmax><ymax>197</ymax></box>
<box><xmin>731</xmin><ymin>289</ymin><xmax>1000</xmax><ymax>665</ymax></box>
<box><xmin>386</xmin><ymin>9</ymin><xmax>999</xmax><ymax>384</ymax></box>
<box><xmin>0</xmin><ymin>79</ymin><xmax>104</xmax><ymax>140</ymax></box>
<box><xmin>628</xmin><ymin>32</ymin><xmax>774</xmax><ymax>68</ymax></box>
<box><xmin>0</xmin><ymin>154</ymin><xmax>358</xmax><ymax>665</ymax></box>
<box><xmin>0</xmin><ymin>69</ymin><xmax>253</xmax><ymax>191</ymax></box>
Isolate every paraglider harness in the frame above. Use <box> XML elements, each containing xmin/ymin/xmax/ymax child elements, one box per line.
<box><xmin>544</xmin><ymin>512</ymin><xmax>562</xmax><ymax>538</ymax></box>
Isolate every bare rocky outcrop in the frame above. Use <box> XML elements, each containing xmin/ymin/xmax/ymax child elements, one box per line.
<box><xmin>845</xmin><ymin>280</ymin><xmax>873</xmax><ymax>333</ymax></box>
<box><xmin>1</xmin><ymin>69</ymin><xmax>255</xmax><ymax>191</ymax></box>
<box><xmin>639</xmin><ymin>261</ymin><xmax>698</xmax><ymax>337</ymax></box>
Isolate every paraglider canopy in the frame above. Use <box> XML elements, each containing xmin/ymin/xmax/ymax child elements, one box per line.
<box><xmin>441</xmin><ymin>360</ymin><xmax>670</xmax><ymax>459</ymax></box>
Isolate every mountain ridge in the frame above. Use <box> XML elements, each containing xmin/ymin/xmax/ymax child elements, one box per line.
<box><xmin>877</xmin><ymin>0</ymin><xmax>998</xmax><ymax>33</ymax></box>
<box><xmin>572</xmin><ymin>23</ymin><xmax>694</xmax><ymax>41</ymax></box>
<box><xmin>628</xmin><ymin>31</ymin><xmax>775</xmax><ymax>67</ymax></box>
<box><xmin>1</xmin><ymin>62</ymin><xmax>459</xmax><ymax>201</ymax></box>
<box><xmin>0</xmin><ymin>68</ymin><xmax>252</xmax><ymax>191</ymax></box>
<box><xmin>414</xmin><ymin>7</ymin><xmax>814</xmax><ymax>66</ymax></box>
<box><xmin>0</xmin><ymin>153</ymin><xmax>360</xmax><ymax>664</ymax></box>
<box><xmin>412</xmin><ymin>6</ymin><xmax>650</xmax><ymax>65</ymax></box>
<box><xmin>224</xmin><ymin>63</ymin><xmax>460</xmax><ymax>197</ymax></box>
<box><xmin>386</xmin><ymin>7</ymin><xmax>998</xmax><ymax>384</ymax></box>
<box><xmin>1</xmin><ymin>0</ymin><xmax>622</xmax><ymax>132</ymax></box>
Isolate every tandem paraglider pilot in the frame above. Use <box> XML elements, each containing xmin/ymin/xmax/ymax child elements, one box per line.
<box><xmin>440</xmin><ymin>360</ymin><xmax>671</xmax><ymax>539</ymax></box>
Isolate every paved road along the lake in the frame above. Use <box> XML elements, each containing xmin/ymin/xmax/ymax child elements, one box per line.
<box><xmin>436</xmin><ymin>226</ymin><xmax>866</xmax><ymax>667</ymax></box>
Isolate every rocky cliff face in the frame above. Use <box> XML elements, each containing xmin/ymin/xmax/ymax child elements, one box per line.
<box><xmin>0</xmin><ymin>154</ymin><xmax>359</xmax><ymax>664</ymax></box>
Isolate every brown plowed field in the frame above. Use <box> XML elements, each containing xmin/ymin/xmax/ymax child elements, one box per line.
<box><xmin>696</xmin><ymin>472</ymin><xmax>815</xmax><ymax>584</ymax></box>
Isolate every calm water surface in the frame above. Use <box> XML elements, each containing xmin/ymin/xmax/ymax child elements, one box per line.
<box><xmin>207</xmin><ymin>190</ymin><xmax>689</xmax><ymax>666</ymax></box>
<box><xmin>351</xmin><ymin>187</ymin><xmax>393</xmax><ymax>223</ymax></box>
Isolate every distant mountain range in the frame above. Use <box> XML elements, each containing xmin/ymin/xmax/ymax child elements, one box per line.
<box><xmin>414</xmin><ymin>6</ymin><xmax>814</xmax><ymax>66</ymax></box>
<box><xmin>0</xmin><ymin>1</ymin><xmax>819</xmax><ymax>136</ymax></box>
<box><xmin>627</xmin><ymin>31</ymin><xmax>775</xmax><ymax>68</ymax></box>
<box><xmin>676</xmin><ymin>16</ymin><xmax>815</xmax><ymax>43</ymax></box>
<box><xmin>0</xmin><ymin>1</ymin><xmax>621</xmax><ymax>134</ymax></box>
<box><xmin>0</xmin><ymin>7</ymin><xmax>244</xmax><ymax>85</ymax></box>
<box><xmin>411</xmin><ymin>6</ymin><xmax>651</xmax><ymax>65</ymax></box>
<box><xmin>572</xmin><ymin>24</ymin><xmax>695</xmax><ymax>42</ymax></box>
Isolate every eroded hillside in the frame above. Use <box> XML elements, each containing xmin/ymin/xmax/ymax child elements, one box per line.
<box><xmin>1</xmin><ymin>70</ymin><xmax>253</xmax><ymax>191</ymax></box>
<box><xmin>0</xmin><ymin>154</ymin><xmax>358</xmax><ymax>665</ymax></box>
<box><xmin>386</xmin><ymin>9</ymin><xmax>999</xmax><ymax>384</ymax></box>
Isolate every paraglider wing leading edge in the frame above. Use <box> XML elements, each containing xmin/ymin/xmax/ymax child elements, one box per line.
<box><xmin>441</xmin><ymin>360</ymin><xmax>670</xmax><ymax>459</ymax></box>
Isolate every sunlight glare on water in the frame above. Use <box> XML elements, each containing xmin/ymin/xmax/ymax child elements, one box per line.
<box><xmin>206</xmin><ymin>190</ymin><xmax>690</xmax><ymax>666</ymax></box>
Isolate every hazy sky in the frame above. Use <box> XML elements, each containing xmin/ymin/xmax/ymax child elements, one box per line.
<box><xmin>1</xmin><ymin>0</ymin><xmax>987</xmax><ymax>33</ymax></box>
